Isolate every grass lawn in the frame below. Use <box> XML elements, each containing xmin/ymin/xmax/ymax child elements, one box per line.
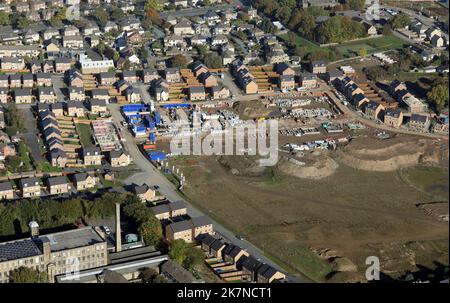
<box><xmin>18</xmin><ymin>142</ymin><xmax>34</xmax><ymax>171</ymax></box>
<box><xmin>36</xmin><ymin>161</ymin><xmax>63</xmax><ymax>173</ymax></box>
<box><xmin>401</xmin><ymin>166</ymin><xmax>449</xmax><ymax>201</ymax></box>
<box><xmin>279</xmin><ymin>32</ymin><xmax>408</xmax><ymax>59</ymax></box>
<box><xmin>75</xmin><ymin>123</ymin><xmax>95</xmax><ymax>147</ymax></box>
<box><xmin>336</xmin><ymin>35</ymin><xmax>408</xmax><ymax>58</ymax></box>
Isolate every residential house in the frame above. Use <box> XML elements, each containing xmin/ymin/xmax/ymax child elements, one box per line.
<box><xmin>50</xmin><ymin>102</ymin><xmax>64</xmax><ymax>117</ymax></box>
<box><xmin>20</xmin><ymin>177</ymin><xmax>41</xmax><ymax>198</ymax></box>
<box><xmin>299</xmin><ymin>73</ymin><xmax>317</xmax><ymax>89</ymax></box>
<box><xmin>198</xmin><ymin>72</ymin><xmax>217</xmax><ymax>88</ymax></box>
<box><xmin>99</xmin><ymin>72</ymin><xmax>116</xmax><ymax>85</ymax></box>
<box><xmin>125</xmin><ymin>86</ymin><xmax>141</xmax><ymax>103</ymax></box>
<box><xmin>364</xmin><ymin>101</ymin><xmax>385</xmax><ymax>120</ymax></box>
<box><xmin>69</xmin><ymin>86</ymin><xmax>85</xmax><ymax>101</ymax></box>
<box><xmin>47</xmin><ymin>176</ymin><xmax>70</xmax><ymax>195</ymax></box>
<box><xmin>49</xmin><ymin>148</ymin><xmax>67</xmax><ymax>168</ymax></box>
<box><xmin>192</xmin><ymin>216</ymin><xmax>213</xmax><ymax>240</ymax></box>
<box><xmin>108</xmin><ymin>150</ymin><xmax>130</xmax><ymax>167</ymax></box>
<box><xmin>141</xmin><ymin>69</ymin><xmax>159</xmax><ymax>84</ymax></box>
<box><xmin>384</xmin><ymin>108</ymin><xmax>403</xmax><ymax>128</ymax></box>
<box><xmin>189</xmin><ymin>86</ymin><xmax>206</xmax><ymax>101</ymax></box>
<box><xmin>9</xmin><ymin>74</ymin><xmax>21</xmax><ymax>88</ymax></box>
<box><xmin>37</xmin><ymin>87</ymin><xmax>57</xmax><ymax>103</ymax></box>
<box><xmin>54</xmin><ymin>57</ymin><xmax>72</xmax><ymax>73</ymax></box>
<box><xmin>122</xmin><ymin>71</ymin><xmax>138</xmax><ymax>83</ymax></box>
<box><xmin>276</xmin><ymin>63</ymin><xmax>295</xmax><ymax>76</ymax></box>
<box><xmin>90</xmin><ymin>99</ymin><xmax>107</xmax><ymax>115</ymax></box>
<box><xmin>242</xmin><ymin>78</ymin><xmax>258</xmax><ymax>94</ymax></box>
<box><xmin>132</xmin><ymin>184</ymin><xmax>156</xmax><ymax>202</ymax></box>
<box><xmin>66</xmin><ymin>101</ymin><xmax>85</xmax><ymax>117</ymax></box>
<box><xmin>0</xmin><ymin>75</ymin><xmax>8</xmax><ymax>88</ymax></box>
<box><xmin>1</xmin><ymin>57</ymin><xmax>25</xmax><ymax>70</ymax></box>
<box><xmin>22</xmin><ymin>74</ymin><xmax>34</xmax><ymax>88</ymax></box>
<box><xmin>0</xmin><ymin>87</ymin><xmax>7</xmax><ymax>103</ymax></box>
<box><xmin>310</xmin><ymin>60</ymin><xmax>327</xmax><ymax>74</ymax></box>
<box><xmin>431</xmin><ymin>35</ymin><xmax>445</xmax><ymax>48</ymax></box>
<box><xmin>164</xmin><ymin>67</ymin><xmax>181</xmax><ymax>83</ymax></box>
<box><xmin>42</xmin><ymin>61</ymin><xmax>54</xmax><ymax>73</ymax></box>
<box><xmin>151</xmin><ymin>201</ymin><xmax>187</xmax><ymax>220</ymax></box>
<box><xmin>197</xmin><ymin>234</ymin><xmax>225</xmax><ymax>259</ymax></box>
<box><xmin>63</xmin><ymin>25</ymin><xmax>80</xmax><ymax>37</ymax></box>
<box><xmin>0</xmin><ymin>182</ymin><xmax>14</xmax><ymax>200</ymax></box>
<box><xmin>173</xmin><ymin>19</ymin><xmax>194</xmax><ymax>36</ymax></box>
<box><xmin>14</xmin><ymin>89</ymin><xmax>33</xmax><ymax>103</ymax></box>
<box><xmin>222</xmin><ymin>244</ymin><xmax>249</xmax><ymax>265</ymax></box>
<box><xmin>409</xmin><ymin>114</ymin><xmax>430</xmax><ymax>132</ymax></box>
<box><xmin>63</xmin><ymin>36</ymin><xmax>84</xmax><ymax>49</ymax></box>
<box><xmin>91</xmin><ymin>89</ymin><xmax>110</xmax><ymax>102</ymax></box>
<box><xmin>35</xmin><ymin>73</ymin><xmax>52</xmax><ymax>87</ymax></box>
<box><xmin>67</xmin><ymin>69</ymin><xmax>83</xmax><ymax>87</ymax></box>
<box><xmin>210</xmin><ymin>85</ymin><xmax>230</xmax><ymax>100</ymax></box>
<box><xmin>256</xmin><ymin>264</ymin><xmax>286</xmax><ymax>283</ymax></box>
<box><xmin>73</xmin><ymin>173</ymin><xmax>96</xmax><ymax>191</ymax></box>
<box><xmin>83</xmin><ymin>147</ymin><xmax>102</xmax><ymax>166</ymax></box>
<box><xmin>278</xmin><ymin>75</ymin><xmax>296</xmax><ymax>91</ymax></box>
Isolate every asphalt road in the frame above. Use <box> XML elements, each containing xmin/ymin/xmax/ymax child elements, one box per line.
<box><xmin>107</xmin><ymin>103</ymin><xmax>307</xmax><ymax>283</ymax></box>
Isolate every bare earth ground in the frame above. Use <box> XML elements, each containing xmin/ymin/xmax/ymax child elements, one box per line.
<box><xmin>166</xmin><ymin>133</ymin><xmax>449</xmax><ymax>282</ymax></box>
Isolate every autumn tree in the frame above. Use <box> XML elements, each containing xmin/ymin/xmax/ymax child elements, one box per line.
<box><xmin>171</xmin><ymin>54</ymin><xmax>188</xmax><ymax>68</ymax></box>
<box><xmin>427</xmin><ymin>83</ymin><xmax>449</xmax><ymax>113</ymax></box>
<box><xmin>9</xmin><ymin>267</ymin><xmax>47</xmax><ymax>283</ymax></box>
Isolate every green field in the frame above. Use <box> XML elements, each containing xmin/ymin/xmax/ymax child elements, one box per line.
<box><xmin>279</xmin><ymin>32</ymin><xmax>408</xmax><ymax>59</ymax></box>
<box><xmin>336</xmin><ymin>35</ymin><xmax>408</xmax><ymax>58</ymax></box>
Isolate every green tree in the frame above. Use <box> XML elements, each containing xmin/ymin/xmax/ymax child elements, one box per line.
<box><xmin>171</xmin><ymin>54</ymin><xmax>188</xmax><ymax>68</ymax></box>
<box><xmin>389</xmin><ymin>12</ymin><xmax>411</xmax><ymax>29</ymax></box>
<box><xmin>168</xmin><ymin>239</ymin><xmax>190</xmax><ymax>265</ymax></box>
<box><xmin>94</xmin><ymin>8</ymin><xmax>109</xmax><ymax>27</ymax></box>
<box><xmin>5</xmin><ymin>156</ymin><xmax>22</xmax><ymax>173</ymax></box>
<box><xmin>358</xmin><ymin>47</ymin><xmax>367</xmax><ymax>58</ymax></box>
<box><xmin>138</xmin><ymin>216</ymin><xmax>163</xmax><ymax>246</ymax></box>
<box><xmin>145</xmin><ymin>0</ymin><xmax>162</xmax><ymax>12</ymax></box>
<box><xmin>427</xmin><ymin>83</ymin><xmax>449</xmax><ymax>113</ymax></box>
<box><xmin>139</xmin><ymin>268</ymin><xmax>158</xmax><ymax>283</ymax></box>
<box><xmin>0</xmin><ymin>11</ymin><xmax>10</xmax><ymax>25</ymax></box>
<box><xmin>111</xmin><ymin>7</ymin><xmax>125</xmax><ymax>21</ymax></box>
<box><xmin>347</xmin><ymin>0</ymin><xmax>366</xmax><ymax>11</ymax></box>
<box><xmin>195</xmin><ymin>45</ymin><xmax>208</xmax><ymax>59</ymax></box>
<box><xmin>9</xmin><ymin>267</ymin><xmax>47</xmax><ymax>283</ymax></box>
<box><xmin>183</xmin><ymin>247</ymin><xmax>205</xmax><ymax>270</ymax></box>
<box><xmin>16</xmin><ymin>16</ymin><xmax>29</xmax><ymax>29</ymax></box>
<box><xmin>4</xmin><ymin>102</ymin><xmax>26</xmax><ymax>136</ymax></box>
<box><xmin>204</xmin><ymin>52</ymin><xmax>223</xmax><ymax>69</ymax></box>
<box><xmin>153</xmin><ymin>274</ymin><xmax>168</xmax><ymax>283</ymax></box>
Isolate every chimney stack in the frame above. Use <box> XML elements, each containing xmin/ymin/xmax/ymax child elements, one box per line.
<box><xmin>29</xmin><ymin>221</ymin><xmax>39</xmax><ymax>238</ymax></box>
<box><xmin>115</xmin><ymin>203</ymin><xmax>122</xmax><ymax>253</ymax></box>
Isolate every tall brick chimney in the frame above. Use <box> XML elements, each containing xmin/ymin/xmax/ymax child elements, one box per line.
<box><xmin>115</xmin><ymin>203</ymin><xmax>122</xmax><ymax>252</ymax></box>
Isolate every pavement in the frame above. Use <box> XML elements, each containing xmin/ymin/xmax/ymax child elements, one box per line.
<box><xmin>107</xmin><ymin>103</ymin><xmax>307</xmax><ymax>283</ymax></box>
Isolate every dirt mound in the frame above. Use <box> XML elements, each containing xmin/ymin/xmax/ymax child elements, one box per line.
<box><xmin>335</xmin><ymin>138</ymin><xmax>443</xmax><ymax>172</ymax></box>
<box><xmin>233</xmin><ymin>101</ymin><xmax>271</xmax><ymax>119</ymax></box>
<box><xmin>217</xmin><ymin>155</ymin><xmax>267</xmax><ymax>177</ymax></box>
<box><xmin>278</xmin><ymin>155</ymin><xmax>339</xmax><ymax>180</ymax></box>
